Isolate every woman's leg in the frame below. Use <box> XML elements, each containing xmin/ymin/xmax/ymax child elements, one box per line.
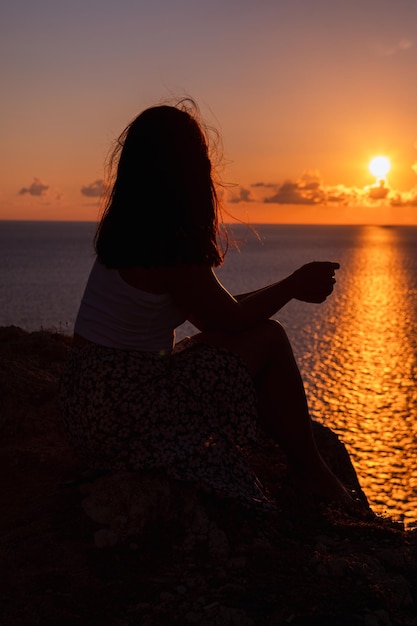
<box><xmin>193</xmin><ymin>319</ymin><xmax>353</xmax><ymax>504</ymax></box>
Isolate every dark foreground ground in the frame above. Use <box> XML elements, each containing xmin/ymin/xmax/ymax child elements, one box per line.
<box><xmin>1</xmin><ymin>326</ymin><xmax>417</xmax><ymax>625</ymax></box>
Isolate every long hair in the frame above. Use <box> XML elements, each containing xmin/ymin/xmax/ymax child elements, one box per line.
<box><xmin>95</xmin><ymin>100</ymin><xmax>226</xmax><ymax>268</ymax></box>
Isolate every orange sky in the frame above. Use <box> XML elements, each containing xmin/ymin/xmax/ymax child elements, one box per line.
<box><xmin>1</xmin><ymin>1</ymin><xmax>417</xmax><ymax>224</ymax></box>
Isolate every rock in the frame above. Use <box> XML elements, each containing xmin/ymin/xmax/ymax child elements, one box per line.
<box><xmin>3</xmin><ymin>327</ymin><xmax>417</xmax><ymax>626</ymax></box>
<box><xmin>81</xmin><ymin>470</ymin><xmax>199</xmax><ymax>544</ymax></box>
<box><xmin>312</xmin><ymin>420</ymin><xmax>369</xmax><ymax>503</ymax></box>
<box><xmin>77</xmin><ymin>420</ymin><xmax>371</xmax><ymax>548</ymax></box>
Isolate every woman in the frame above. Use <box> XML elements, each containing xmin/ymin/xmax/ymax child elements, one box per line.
<box><xmin>60</xmin><ymin>100</ymin><xmax>353</xmax><ymax>511</ymax></box>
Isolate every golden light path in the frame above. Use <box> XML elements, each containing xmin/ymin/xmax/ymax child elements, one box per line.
<box><xmin>302</xmin><ymin>226</ymin><xmax>417</xmax><ymax>527</ymax></box>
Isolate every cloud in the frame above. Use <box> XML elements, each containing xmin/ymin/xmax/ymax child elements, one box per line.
<box><xmin>81</xmin><ymin>179</ymin><xmax>104</xmax><ymax>198</ymax></box>
<box><xmin>19</xmin><ymin>177</ymin><xmax>49</xmax><ymax>197</ymax></box>
<box><xmin>370</xmin><ymin>38</ymin><xmax>414</xmax><ymax>57</ymax></box>
<box><xmin>389</xmin><ymin>188</ymin><xmax>417</xmax><ymax>207</ymax></box>
<box><xmin>228</xmin><ymin>170</ymin><xmax>417</xmax><ymax>208</ymax></box>
<box><xmin>265</xmin><ymin>182</ymin><xmax>317</xmax><ymax>205</ymax></box>
<box><xmin>368</xmin><ymin>180</ymin><xmax>390</xmax><ymax>200</ymax></box>
<box><xmin>266</xmin><ymin>172</ymin><xmax>326</xmax><ymax>205</ymax></box>
<box><xmin>229</xmin><ymin>186</ymin><xmax>254</xmax><ymax>203</ymax></box>
<box><xmin>230</xmin><ymin>148</ymin><xmax>417</xmax><ymax>210</ymax></box>
<box><xmin>252</xmin><ymin>182</ymin><xmax>277</xmax><ymax>188</ymax></box>
<box><xmin>251</xmin><ymin>172</ymin><xmax>326</xmax><ymax>205</ymax></box>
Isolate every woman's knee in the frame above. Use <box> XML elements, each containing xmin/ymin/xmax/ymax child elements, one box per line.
<box><xmin>252</xmin><ymin>319</ymin><xmax>290</xmax><ymax>350</ymax></box>
<box><xmin>209</xmin><ymin>320</ymin><xmax>290</xmax><ymax>375</ymax></box>
<box><xmin>242</xmin><ymin>320</ymin><xmax>293</xmax><ymax>376</ymax></box>
<box><xmin>190</xmin><ymin>319</ymin><xmax>293</xmax><ymax>377</ymax></box>
<box><xmin>262</xmin><ymin>318</ymin><xmax>287</xmax><ymax>338</ymax></box>
<box><xmin>197</xmin><ymin>318</ymin><xmax>287</xmax><ymax>350</ymax></box>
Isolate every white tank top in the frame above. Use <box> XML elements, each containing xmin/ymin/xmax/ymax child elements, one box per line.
<box><xmin>74</xmin><ymin>259</ymin><xmax>186</xmax><ymax>352</ymax></box>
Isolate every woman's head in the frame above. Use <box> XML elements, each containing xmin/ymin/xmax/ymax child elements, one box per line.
<box><xmin>95</xmin><ymin>99</ymin><xmax>225</xmax><ymax>268</ymax></box>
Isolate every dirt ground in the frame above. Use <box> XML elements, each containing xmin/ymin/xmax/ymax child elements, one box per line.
<box><xmin>1</xmin><ymin>326</ymin><xmax>417</xmax><ymax>625</ymax></box>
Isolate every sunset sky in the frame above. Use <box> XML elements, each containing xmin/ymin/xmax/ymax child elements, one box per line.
<box><xmin>2</xmin><ymin>0</ymin><xmax>417</xmax><ymax>224</ymax></box>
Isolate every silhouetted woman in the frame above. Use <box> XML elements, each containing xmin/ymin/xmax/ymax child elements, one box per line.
<box><xmin>60</xmin><ymin>99</ymin><xmax>353</xmax><ymax>511</ymax></box>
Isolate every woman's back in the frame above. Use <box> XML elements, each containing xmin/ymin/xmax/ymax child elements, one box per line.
<box><xmin>74</xmin><ymin>260</ymin><xmax>186</xmax><ymax>352</ymax></box>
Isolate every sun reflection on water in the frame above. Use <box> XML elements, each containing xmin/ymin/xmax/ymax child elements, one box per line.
<box><xmin>302</xmin><ymin>226</ymin><xmax>417</xmax><ymax>527</ymax></box>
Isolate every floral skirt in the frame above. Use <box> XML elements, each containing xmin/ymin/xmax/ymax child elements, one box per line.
<box><xmin>59</xmin><ymin>338</ymin><xmax>275</xmax><ymax>511</ymax></box>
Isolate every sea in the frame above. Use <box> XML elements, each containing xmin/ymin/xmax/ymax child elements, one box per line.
<box><xmin>1</xmin><ymin>220</ymin><xmax>417</xmax><ymax>528</ymax></box>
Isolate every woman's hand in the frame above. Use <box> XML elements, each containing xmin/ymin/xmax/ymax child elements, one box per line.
<box><xmin>289</xmin><ymin>261</ymin><xmax>340</xmax><ymax>303</ymax></box>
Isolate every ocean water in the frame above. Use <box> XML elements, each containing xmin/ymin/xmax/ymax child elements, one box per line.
<box><xmin>1</xmin><ymin>220</ymin><xmax>417</xmax><ymax>527</ymax></box>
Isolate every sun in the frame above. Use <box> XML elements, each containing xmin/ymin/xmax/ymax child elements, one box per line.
<box><xmin>369</xmin><ymin>156</ymin><xmax>391</xmax><ymax>179</ymax></box>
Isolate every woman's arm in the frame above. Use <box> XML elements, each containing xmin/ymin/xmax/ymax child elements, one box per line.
<box><xmin>234</xmin><ymin>289</ymin><xmax>267</xmax><ymax>301</ymax></box>
<box><xmin>167</xmin><ymin>261</ymin><xmax>339</xmax><ymax>333</ymax></box>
